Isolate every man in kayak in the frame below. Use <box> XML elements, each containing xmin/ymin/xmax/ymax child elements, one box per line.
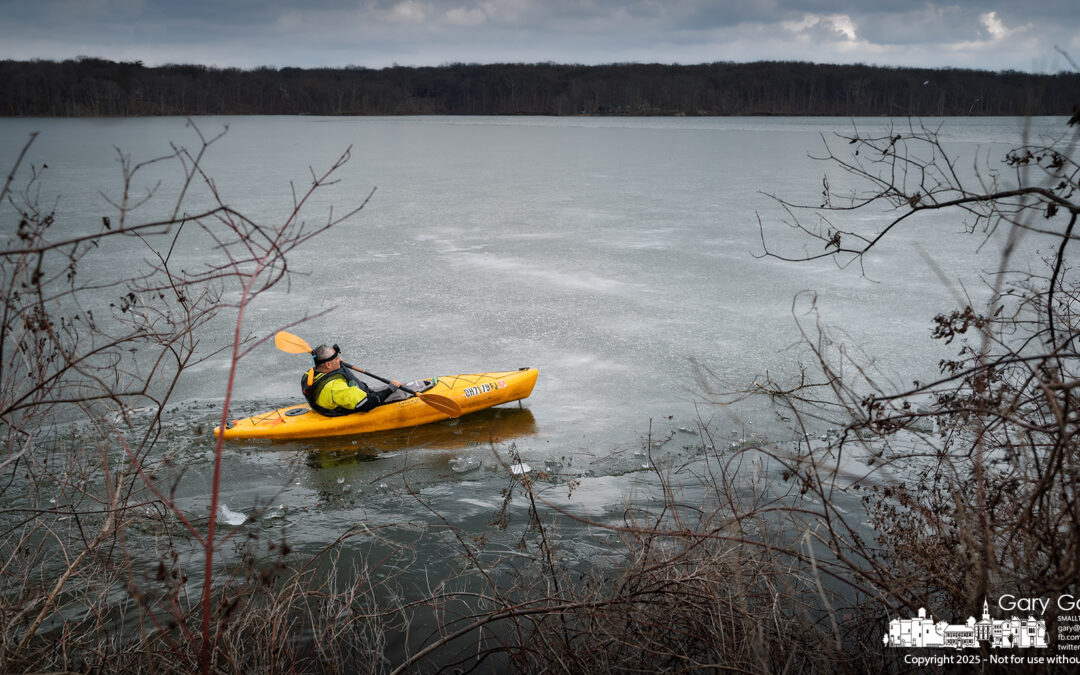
<box><xmin>301</xmin><ymin>344</ymin><xmax>398</xmax><ymax>416</ymax></box>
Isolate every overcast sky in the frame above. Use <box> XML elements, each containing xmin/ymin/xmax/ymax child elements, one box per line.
<box><xmin>2</xmin><ymin>0</ymin><xmax>1078</xmax><ymax>72</ymax></box>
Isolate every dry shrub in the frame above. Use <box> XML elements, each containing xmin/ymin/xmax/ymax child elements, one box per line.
<box><xmin>0</xmin><ymin>121</ymin><xmax>383</xmax><ymax>673</ymax></box>
<box><xmin>744</xmin><ymin>115</ymin><xmax>1080</xmax><ymax>671</ymax></box>
<box><xmin>514</xmin><ymin>468</ymin><xmax>870</xmax><ymax>673</ymax></box>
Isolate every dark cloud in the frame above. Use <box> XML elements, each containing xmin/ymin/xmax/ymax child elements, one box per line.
<box><xmin>0</xmin><ymin>0</ymin><xmax>1076</xmax><ymax>71</ymax></box>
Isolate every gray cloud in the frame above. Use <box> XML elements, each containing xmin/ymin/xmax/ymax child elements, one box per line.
<box><xmin>0</xmin><ymin>0</ymin><xmax>1076</xmax><ymax>71</ymax></box>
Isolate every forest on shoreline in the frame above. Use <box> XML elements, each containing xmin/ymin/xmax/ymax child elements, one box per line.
<box><xmin>2</xmin><ymin>57</ymin><xmax>1078</xmax><ymax>118</ymax></box>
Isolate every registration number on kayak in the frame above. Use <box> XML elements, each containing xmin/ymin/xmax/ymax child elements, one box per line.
<box><xmin>463</xmin><ymin>380</ymin><xmax>507</xmax><ymax>398</ymax></box>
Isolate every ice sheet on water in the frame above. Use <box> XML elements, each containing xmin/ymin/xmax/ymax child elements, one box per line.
<box><xmin>449</xmin><ymin>456</ymin><xmax>482</xmax><ymax>473</ymax></box>
<box><xmin>217</xmin><ymin>504</ymin><xmax>247</xmax><ymax>526</ymax></box>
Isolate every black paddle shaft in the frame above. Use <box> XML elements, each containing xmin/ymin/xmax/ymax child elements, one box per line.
<box><xmin>342</xmin><ymin>362</ymin><xmax>416</xmax><ymax>396</ymax></box>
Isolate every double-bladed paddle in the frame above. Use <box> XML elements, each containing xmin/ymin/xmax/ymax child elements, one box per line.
<box><xmin>273</xmin><ymin>330</ymin><xmax>461</xmax><ymax>418</ymax></box>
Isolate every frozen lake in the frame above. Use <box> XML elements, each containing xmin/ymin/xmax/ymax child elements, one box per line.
<box><xmin>0</xmin><ymin>113</ymin><xmax>1067</xmax><ymax>661</ymax></box>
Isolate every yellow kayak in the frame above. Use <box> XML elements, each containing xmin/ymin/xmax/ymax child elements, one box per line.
<box><xmin>215</xmin><ymin>368</ymin><xmax>538</xmax><ymax>441</ymax></box>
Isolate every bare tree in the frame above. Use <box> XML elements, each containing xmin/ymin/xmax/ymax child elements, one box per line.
<box><xmin>747</xmin><ymin>113</ymin><xmax>1080</xmax><ymax>630</ymax></box>
<box><xmin>0</xmin><ymin>120</ymin><xmax>384</xmax><ymax>673</ymax></box>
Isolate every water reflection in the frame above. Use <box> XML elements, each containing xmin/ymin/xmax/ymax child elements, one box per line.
<box><xmin>300</xmin><ymin>406</ymin><xmax>536</xmax><ymax>467</ymax></box>
<box><xmin>285</xmin><ymin>407</ymin><xmax>536</xmax><ymax>502</ymax></box>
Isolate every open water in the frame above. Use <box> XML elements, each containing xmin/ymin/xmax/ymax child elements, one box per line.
<box><xmin>0</xmin><ymin>114</ymin><xmax>1069</xmax><ymax>660</ymax></box>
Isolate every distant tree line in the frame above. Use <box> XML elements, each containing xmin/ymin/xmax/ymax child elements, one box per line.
<box><xmin>2</xmin><ymin>57</ymin><xmax>1078</xmax><ymax>117</ymax></box>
